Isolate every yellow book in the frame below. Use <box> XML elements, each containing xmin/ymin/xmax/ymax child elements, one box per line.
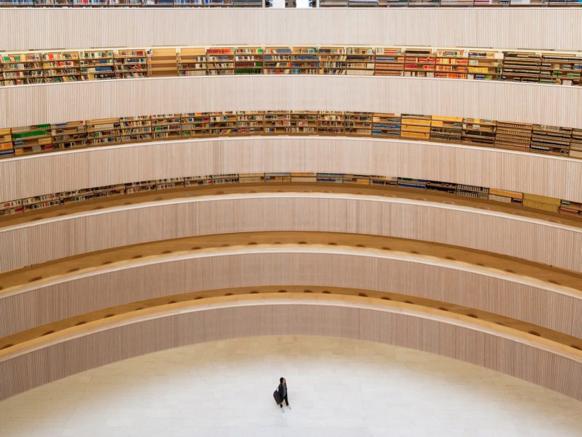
<box><xmin>523</xmin><ymin>193</ymin><xmax>560</xmax><ymax>205</ymax></box>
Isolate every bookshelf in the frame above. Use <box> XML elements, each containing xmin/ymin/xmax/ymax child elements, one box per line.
<box><xmin>181</xmin><ymin>113</ymin><xmax>211</xmax><ymax>137</ymax></box>
<box><xmin>238</xmin><ymin>173</ymin><xmax>265</xmax><ymax>184</ymax></box>
<box><xmin>0</xmin><ymin>128</ymin><xmax>13</xmax><ymax>157</ymax></box>
<box><xmin>434</xmin><ymin>49</ymin><xmax>468</xmax><ymax>80</ymax></box>
<box><xmin>51</xmin><ymin>121</ymin><xmax>87</xmax><ymax>151</ymax></box>
<box><xmin>494</xmin><ymin>122</ymin><xmax>532</xmax><ymax>152</ymax></box>
<box><xmin>571</xmin><ymin>129</ymin><xmax>582</xmax><ymax>158</ymax></box>
<box><xmin>501</xmin><ymin>52</ymin><xmax>542</xmax><ymax>83</ymax></box>
<box><xmin>401</xmin><ymin>114</ymin><xmax>431</xmax><ymax>140</ymax></box>
<box><xmin>2</xmin><ymin>110</ymin><xmax>582</xmax><ymax>162</ymax></box>
<box><xmin>404</xmin><ymin>48</ymin><xmax>436</xmax><ymax>78</ymax></box>
<box><xmin>290</xmin><ymin>111</ymin><xmax>318</xmax><ymax>134</ymax></box>
<box><xmin>208</xmin><ymin>112</ymin><xmax>237</xmax><ymax>136</ymax></box>
<box><xmin>234</xmin><ymin>47</ymin><xmax>263</xmax><ymax>75</ymax></box>
<box><xmin>530</xmin><ymin>125</ymin><xmax>571</xmax><ymax>156</ymax></box>
<box><xmin>264</xmin><ymin>112</ymin><xmax>291</xmax><ymax>134</ymax></box>
<box><xmin>345</xmin><ymin>112</ymin><xmax>372</xmax><ymax>136</ymax></box>
<box><xmin>1</xmin><ymin>52</ymin><xmax>43</xmax><ymax>86</ymax></box>
<box><xmin>345</xmin><ymin>47</ymin><xmax>375</xmax><ymax>76</ymax></box>
<box><xmin>114</xmin><ymin>49</ymin><xmax>148</xmax><ymax>78</ymax></box>
<box><xmin>80</xmin><ymin>50</ymin><xmax>116</xmax><ymax>81</ymax></box>
<box><xmin>237</xmin><ymin>111</ymin><xmax>265</xmax><ymax>135</ymax></box>
<box><xmin>467</xmin><ymin>50</ymin><xmax>502</xmax><ymax>81</ymax></box>
<box><xmin>290</xmin><ymin>47</ymin><xmax>319</xmax><ymax>74</ymax></box>
<box><xmin>151</xmin><ymin>114</ymin><xmax>183</xmax><ymax>141</ymax></box>
<box><xmin>559</xmin><ymin>200</ymin><xmax>582</xmax><ymax>216</ymax></box>
<box><xmin>374</xmin><ymin>48</ymin><xmax>404</xmax><ymax>77</ymax></box>
<box><xmin>263</xmin><ymin>47</ymin><xmax>292</xmax><ymax>75</ymax></box>
<box><xmin>119</xmin><ymin>116</ymin><xmax>152</xmax><ymax>143</ymax></box>
<box><xmin>206</xmin><ymin>48</ymin><xmax>235</xmax><ymax>75</ymax></box>
<box><xmin>541</xmin><ymin>52</ymin><xmax>582</xmax><ymax>86</ymax></box>
<box><xmin>371</xmin><ymin>113</ymin><xmax>401</xmax><ymax>138</ymax></box>
<box><xmin>42</xmin><ymin>51</ymin><xmax>81</xmax><ymax>83</ymax></box>
<box><xmin>0</xmin><ymin>45</ymin><xmax>581</xmax><ymax>88</ymax></box>
<box><xmin>318</xmin><ymin>111</ymin><xmax>345</xmax><ymax>135</ymax></box>
<box><xmin>430</xmin><ymin>116</ymin><xmax>463</xmax><ymax>143</ymax></box>
<box><xmin>319</xmin><ymin>0</ymin><xmax>348</xmax><ymax>5</ymax></box>
<box><xmin>462</xmin><ymin>118</ymin><xmax>496</xmax><ymax>146</ymax></box>
<box><xmin>233</xmin><ymin>0</ymin><xmax>262</xmax><ymax>5</ymax></box>
<box><xmin>488</xmin><ymin>188</ymin><xmax>523</xmax><ymax>205</ymax></box>
<box><xmin>319</xmin><ymin>47</ymin><xmax>346</xmax><ymax>75</ymax></box>
<box><xmin>0</xmin><ymin>0</ymin><xmax>580</xmax><ymax>5</ymax></box>
<box><xmin>86</xmin><ymin>118</ymin><xmax>121</xmax><ymax>146</ymax></box>
<box><xmin>0</xmin><ymin>170</ymin><xmax>580</xmax><ymax>220</ymax></box>
<box><xmin>148</xmin><ymin>48</ymin><xmax>178</xmax><ymax>77</ymax></box>
<box><xmin>290</xmin><ymin>172</ymin><xmax>317</xmax><ymax>183</ymax></box>
<box><xmin>12</xmin><ymin>124</ymin><xmax>53</xmax><ymax>155</ymax></box>
<box><xmin>177</xmin><ymin>48</ymin><xmax>206</xmax><ymax>76</ymax></box>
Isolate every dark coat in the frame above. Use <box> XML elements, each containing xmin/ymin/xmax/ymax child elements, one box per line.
<box><xmin>278</xmin><ymin>382</ymin><xmax>287</xmax><ymax>398</ymax></box>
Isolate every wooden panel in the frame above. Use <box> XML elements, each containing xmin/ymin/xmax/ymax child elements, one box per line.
<box><xmin>1</xmin><ymin>137</ymin><xmax>581</xmax><ymax>204</ymax></box>
<box><xmin>1</xmin><ymin>76</ymin><xmax>582</xmax><ymax>129</ymax></box>
<box><xmin>1</xmin><ymin>194</ymin><xmax>580</xmax><ymax>274</ymax></box>
<box><xmin>1</xmin><ymin>295</ymin><xmax>580</xmax><ymax>401</ymax></box>
<box><xmin>1</xmin><ymin>248</ymin><xmax>581</xmax><ymax>338</ymax></box>
<box><xmin>0</xmin><ymin>9</ymin><xmax>581</xmax><ymax>52</ymax></box>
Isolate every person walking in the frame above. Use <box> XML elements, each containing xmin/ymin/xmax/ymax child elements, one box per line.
<box><xmin>275</xmin><ymin>377</ymin><xmax>290</xmax><ymax>409</ymax></box>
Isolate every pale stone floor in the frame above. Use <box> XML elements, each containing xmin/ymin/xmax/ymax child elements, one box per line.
<box><xmin>1</xmin><ymin>336</ymin><xmax>581</xmax><ymax>437</ymax></box>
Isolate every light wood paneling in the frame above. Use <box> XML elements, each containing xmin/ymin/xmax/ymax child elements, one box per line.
<box><xmin>1</xmin><ymin>137</ymin><xmax>581</xmax><ymax>203</ymax></box>
<box><xmin>1</xmin><ymin>294</ymin><xmax>580</xmax><ymax>400</ymax></box>
<box><xmin>1</xmin><ymin>247</ymin><xmax>581</xmax><ymax>338</ymax></box>
<box><xmin>1</xmin><ymin>76</ymin><xmax>581</xmax><ymax>129</ymax></box>
<box><xmin>2</xmin><ymin>194</ymin><xmax>580</xmax><ymax>274</ymax></box>
<box><xmin>0</xmin><ymin>9</ymin><xmax>581</xmax><ymax>52</ymax></box>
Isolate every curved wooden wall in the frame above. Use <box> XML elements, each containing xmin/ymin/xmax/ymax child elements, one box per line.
<box><xmin>2</xmin><ymin>193</ymin><xmax>581</xmax><ymax>274</ymax></box>
<box><xmin>2</xmin><ymin>247</ymin><xmax>581</xmax><ymax>338</ymax></box>
<box><xmin>0</xmin><ymin>9</ymin><xmax>581</xmax><ymax>51</ymax></box>
<box><xmin>2</xmin><ymin>76</ymin><xmax>582</xmax><ymax>129</ymax></box>
<box><xmin>1</xmin><ymin>294</ymin><xmax>580</xmax><ymax>401</ymax></box>
<box><xmin>2</xmin><ymin>137</ymin><xmax>581</xmax><ymax>204</ymax></box>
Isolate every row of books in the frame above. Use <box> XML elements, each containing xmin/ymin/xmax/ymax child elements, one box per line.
<box><xmin>0</xmin><ymin>0</ymin><xmax>580</xmax><ymax>6</ymax></box>
<box><xmin>1</xmin><ymin>173</ymin><xmax>579</xmax><ymax>218</ymax></box>
<box><xmin>1</xmin><ymin>46</ymin><xmax>581</xmax><ymax>86</ymax></box>
<box><xmin>320</xmin><ymin>0</ymin><xmax>582</xmax><ymax>5</ymax></box>
<box><xmin>0</xmin><ymin>0</ymin><xmax>263</xmax><ymax>6</ymax></box>
<box><xmin>2</xmin><ymin>111</ymin><xmax>581</xmax><ymax>159</ymax></box>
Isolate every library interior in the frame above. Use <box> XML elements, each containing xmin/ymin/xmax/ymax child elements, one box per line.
<box><xmin>0</xmin><ymin>3</ymin><xmax>581</xmax><ymax>437</ymax></box>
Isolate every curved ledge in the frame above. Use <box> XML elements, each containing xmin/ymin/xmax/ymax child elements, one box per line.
<box><xmin>2</xmin><ymin>76</ymin><xmax>582</xmax><ymax>128</ymax></box>
<box><xmin>1</xmin><ymin>9</ymin><xmax>581</xmax><ymax>52</ymax></box>
<box><xmin>2</xmin><ymin>136</ymin><xmax>581</xmax><ymax>204</ymax></box>
<box><xmin>1</xmin><ymin>244</ymin><xmax>581</xmax><ymax>338</ymax></box>
<box><xmin>1</xmin><ymin>192</ymin><xmax>581</xmax><ymax>274</ymax></box>
<box><xmin>1</xmin><ymin>294</ymin><xmax>580</xmax><ymax>401</ymax></box>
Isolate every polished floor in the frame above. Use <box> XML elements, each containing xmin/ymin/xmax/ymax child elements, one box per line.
<box><xmin>1</xmin><ymin>336</ymin><xmax>581</xmax><ymax>437</ymax></box>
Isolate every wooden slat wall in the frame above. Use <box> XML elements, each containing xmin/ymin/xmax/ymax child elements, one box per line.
<box><xmin>2</xmin><ymin>249</ymin><xmax>581</xmax><ymax>338</ymax></box>
<box><xmin>1</xmin><ymin>194</ymin><xmax>581</xmax><ymax>274</ymax></box>
<box><xmin>0</xmin><ymin>9</ymin><xmax>582</xmax><ymax>52</ymax></box>
<box><xmin>1</xmin><ymin>76</ymin><xmax>582</xmax><ymax>129</ymax></box>
<box><xmin>1</xmin><ymin>296</ymin><xmax>580</xmax><ymax>400</ymax></box>
<box><xmin>1</xmin><ymin>137</ymin><xmax>580</xmax><ymax>204</ymax></box>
